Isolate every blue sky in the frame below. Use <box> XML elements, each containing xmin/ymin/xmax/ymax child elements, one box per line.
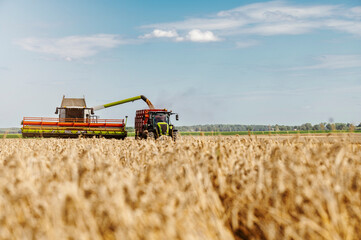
<box><xmin>0</xmin><ymin>0</ymin><xmax>361</xmax><ymax>127</ymax></box>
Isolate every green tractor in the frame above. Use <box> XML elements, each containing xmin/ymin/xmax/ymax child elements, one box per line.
<box><xmin>135</xmin><ymin>109</ymin><xmax>179</xmax><ymax>141</ymax></box>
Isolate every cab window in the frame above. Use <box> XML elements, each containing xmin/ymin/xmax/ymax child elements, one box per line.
<box><xmin>153</xmin><ymin>113</ymin><xmax>168</xmax><ymax>124</ymax></box>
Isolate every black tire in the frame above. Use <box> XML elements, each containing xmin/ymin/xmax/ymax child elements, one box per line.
<box><xmin>148</xmin><ymin>131</ymin><xmax>155</xmax><ymax>140</ymax></box>
<box><xmin>172</xmin><ymin>131</ymin><xmax>178</xmax><ymax>142</ymax></box>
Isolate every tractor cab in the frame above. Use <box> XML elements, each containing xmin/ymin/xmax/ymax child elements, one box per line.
<box><xmin>150</xmin><ymin>112</ymin><xmax>171</xmax><ymax>137</ymax></box>
<box><xmin>152</xmin><ymin>112</ymin><xmax>169</xmax><ymax>124</ymax></box>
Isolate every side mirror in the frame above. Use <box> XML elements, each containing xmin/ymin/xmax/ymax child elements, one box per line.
<box><xmin>55</xmin><ymin>107</ymin><xmax>59</xmax><ymax>114</ymax></box>
<box><xmin>176</xmin><ymin>114</ymin><xmax>179</xmax><ymax>121</ymax></box>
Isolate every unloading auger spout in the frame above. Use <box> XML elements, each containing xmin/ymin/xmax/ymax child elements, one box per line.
<box><xmin>92</xmin><ymin>95</ymin><xmax>155</xmax><ymax>111</ymax></box>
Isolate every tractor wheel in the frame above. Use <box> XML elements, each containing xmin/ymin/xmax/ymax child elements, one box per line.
<box><xmin>172</xmin><ymin>132</ymin><xmax>178</xmax><ymax>142</ymax></box>
<box><xmin>147</xmin><ymin>131</ymin><xmax>155</xmax><ymax>140</ymax></box>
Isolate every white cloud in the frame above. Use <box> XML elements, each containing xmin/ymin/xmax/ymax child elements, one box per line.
<box><xmin>241</xmin><ymin>22</ymin><xmax>318</xmax><ymax>35</ymax></box>
<box><xmin>236</xmin><ymin>40</ymin><xmax>260</xmax><ymax>48</ymax></box>
<box><xmin>141</xmin><ymin>1</ymin><xmax>361</xmax><ymax>39</ymax></box>
<box><xmin>323</xmin><ymin>20</ymin><xmax>361</xmax><ymax>36</ymax></box>
<box><xmin>140</xmin><ymin>29</ymin><xmax>178</xmax><ymax>39</ymax></box>
<box><xmin>141</xmin><ymin>29</ymin><xmax>221</xmax><ymax>43</ymax></box>
<box><xmin>218</xmin><ymin>1</ymin><xmax>339</xmax><ymax>19</ymax></box>
<box><xmin>292</xmin><ymin>55</ymin><xmax>361</xmax><ymax>70</ymax></box>
<box><xmin>16</xmin><ymin>34</ymin><xmax>126</xmax><ymax>61</ymax></box>
<box><xmin>184</xmin><ymin>29</ymin><xmax>221</xmax><ymax>42</ymax></box>
<box><xmin>349</xmin><ymin>7</ymin><xmax>361</xmax><ymax>19</ymax></box>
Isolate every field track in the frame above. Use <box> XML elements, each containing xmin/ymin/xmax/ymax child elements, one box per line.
<box><xmin>0</xmin><ymin>135</ymin><xmax>360</xmax><ymax>239</ymax></box>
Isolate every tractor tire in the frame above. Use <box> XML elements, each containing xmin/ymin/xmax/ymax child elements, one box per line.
<box><xmin>147</xmin><ymin>131</ymin><xmax>155</xmax><ymax>140</ymax></box>
<box><xmin>172</xmin><ymin>132</ymin><xmax>178</xmax><ymax>142</ymax></box>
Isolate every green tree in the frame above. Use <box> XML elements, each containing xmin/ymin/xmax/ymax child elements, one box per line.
<box><xmin>335</xmin><ymin>123</ymin><xmax>347</xmax><ymax>130</ymax></box>
<box><xmin>312</xmin><ymin>124</ymin><xmax>321</xmax><ymax>131</ymax></box>
<box><xmin>300</xmin><ymin>123</ymin><xmax>312</xmax><ymax>131</ymax></box>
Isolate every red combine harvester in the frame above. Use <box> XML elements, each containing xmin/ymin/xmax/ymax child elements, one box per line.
<box><xmin>22</xmin><ymin>96</ymin><xmax>129</xmax><ymax>139</ymax></box>
<box><xmin>21</xmin><ymin>95</ymin><xmax>179</xmax><ymax>140</ymax></box>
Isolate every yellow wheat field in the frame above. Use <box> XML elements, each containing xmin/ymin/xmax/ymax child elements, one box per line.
<box><xmin>0</xmin><ymin>135</ymin><xmax>360</xmax><ymax>240</ymax></box>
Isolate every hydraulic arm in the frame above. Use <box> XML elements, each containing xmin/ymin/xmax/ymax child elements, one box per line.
<box><xmin>92</xmin><ymin>95</ymin><xmax>154</xmax><ymax>111</ymax></box>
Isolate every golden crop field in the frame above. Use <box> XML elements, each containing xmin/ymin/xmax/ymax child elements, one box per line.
<box><xmin>0</xmin><ymin>135</ymin><xmax>360</xmax><ymax>240</ymax></box>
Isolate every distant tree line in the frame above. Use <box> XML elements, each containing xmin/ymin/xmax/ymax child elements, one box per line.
<box><xmin>175</xmin><ymin>123</ymin><xmax>361</xmax><ymax>132</ymax></box>
<box><xmin>0</xmin><ymin>128</ymin><xmax>22</xmax><ymax>134</ymax></box>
